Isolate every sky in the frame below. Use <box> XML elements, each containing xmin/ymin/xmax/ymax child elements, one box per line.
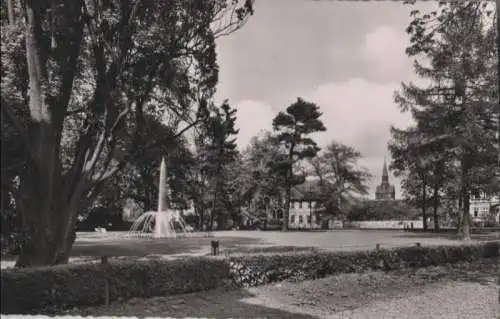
<box><xmin>213</xmin><ymin>0</ymin><xmax>439</xmax><ymax>199</ymax></box>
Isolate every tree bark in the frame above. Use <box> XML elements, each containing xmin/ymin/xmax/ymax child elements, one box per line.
<box><xmin>457</xmin><ymin>194</ymin><xmax>463</xmax><ymax>232</ymax></box>
<box><xmin>16</xmin><ymin>0</ymin><xmax>86</xmax><ymax>267</ymax></box>
<box><xmin>459</xmin><ymin>159</ymin><xmax>471</xmax><ymax>240</ymax></box>
<box><xmin>7</xmin><ymin>0</ymin><xmax>15</xmax><ymax>25</ymax></box>
<box><xmin>432</xmin><ymin>186</ymin><xmax>440</xmax><ymax>231</ymax></box>
<box><xmin>210</xmin><ymin>191</ymin><xmax>216</xmax><ymax>230</ymax></box>
<box><xmin>282</xmin><ymin>143</ymin><xmax>295</xmax><ymax>232</ymax></box>
<box><xmin>421</xmin><ymin>179</ymin><xmax>428</xmax><ymax>230</ymax></box>
<box><xmin>282</xmin><ymin>184</ymin><xmax>291</xmax><ymax>232</ymax></box>
<box><xmin>461</xmin><ymin>192</ymin><xmax>471</xmax><ymax>240</ymax></box>
<box><xmin>16</xmin><ymin>174</ymin><xmax>82</xmax><ymax>267</ymax></box>
<box><xmin>496</xmin><ymin>0</ymin><xmax>500</xmax><ymax>206</ymax></box>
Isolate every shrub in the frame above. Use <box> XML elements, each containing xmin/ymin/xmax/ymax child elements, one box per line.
<box><xmin>1</xmin><ymin>257</ymin><xmax>230</xmax><ymax>314</ymax></box>
<box><xmin>2</xmin><ymin>241</ymin><xmax>498</xmax><ymax>314</ymax></box>
<box><xmin>227</xmin><ymin>242</ymin><xmax>500</xmax><ymax>287</ymax></box>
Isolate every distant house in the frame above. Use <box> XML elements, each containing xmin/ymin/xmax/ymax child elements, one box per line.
<box><xmin>469</xmin><ymin>192</ymin><xmax>499</xmax><ymax>224</ymax></box>
<box><xmin>287</xmin><ymin>181</ymin><xmax>323</xmax><ymax>229</ymax></box>
<box><xmin>241</xmin><ymin>180</ymin><xmax>344</xmax><ymax>230</ymax></box>
<box><xmin>267</xmin><ymin>180</ymin><xmax>342</xmax><ymax>230</ymax></box>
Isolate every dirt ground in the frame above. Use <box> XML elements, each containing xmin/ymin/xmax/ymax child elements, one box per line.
<box><xmin>63</xmin><ymin>258</ymin><xmax>499</xmax><ymax>319</ymax></box>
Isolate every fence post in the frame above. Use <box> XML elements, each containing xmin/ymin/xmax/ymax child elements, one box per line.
<box><xmin>211</xmin><ymin>240</ymin><xmax>220</xmax><ymax>256</ymax></box>
<box><xmin>101</xmin><ymin>256</ymin><xmax>110</xmax><ymax>306</ymax></box>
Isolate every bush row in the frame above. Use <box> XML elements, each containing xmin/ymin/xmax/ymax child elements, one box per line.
<box><xmin>1</xmin><ymin>257</ymin><xmax>231</xmax><ymax>314</ymax></box>
<box><xmin>227</xmin><ymin>242</ymin><xmax>500</xmax><ymax>287</ymax></box>
<box><xmin>2</xmin><ymin>241</ymin><xmax>499</xmax><ymax>314</ymax></box>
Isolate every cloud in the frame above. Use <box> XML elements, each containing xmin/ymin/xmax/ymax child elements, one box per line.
<box><xmin>234</xmin><ymin>78</ymin><xmax>413</xmax><ymax>198</ymax></box>
<box><xmin>360</xmin><ymin>26</ymin><xmax>413</xmax><ymax>82</ymax></box>
<box><xmin>303</xmin><ymin>78</ymin><xmax>412</xmax><ymax>153</ymax></box>
<box><xmin>234</xmin><ymin>99</ymin><xmax>276</xmax><ymax>150</ymax></box>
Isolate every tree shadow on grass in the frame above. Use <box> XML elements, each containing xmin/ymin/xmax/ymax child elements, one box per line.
<box><xmin>63</xmin><ymin>288</ymin><xmax>320</xmax><ymax>319</ymax></box>
<box><xmin>393</xmin><ymin>231</ymin><xmax>500</xmax><ymax>241</ymax></box>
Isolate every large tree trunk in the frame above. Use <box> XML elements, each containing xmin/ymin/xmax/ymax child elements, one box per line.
<box><xmin>16</xmin><ymin>0</ymin><xmax>85</xmax><ymax>267</ymax></box>
<box><xmin>459</xmin><ymin>160</ymin><xmax>471</xmax><ymax>240</ymax></box>
<box><xmin>16</xmin><ymin>174</ymin><xmax>82</xmax><ymax>267</ymax></box>
<box><xmin>210</xmin><ymin>198</ymin><xmax>216</xmax><ymax>230</ymax></box>
<box><xmin>497</xmin><ymin>0</ymin><xmax>500</xmax><ymax>206</ymax></box>
<box><xmin>282</xmin><ymin>184</ymin><xmax>291</xmax><ymax>232</ymax></box>
<box><xmin>432</xmin><ymin>186</ymin><xmax>440</xmax><ymax>231</ymax></box>
<box><xmin>421</xmin><ymin>181</ymin><xmax>428</xmax><ymax>230</ymax></box>
<box><xmin>6</xmin><ymin>0</ymin><xmax>15</xmax><ymax>25</ymax></box>
<box><xmin>461</xmin><ymin>193</ymin><xmax>471</xmax><ymax>240</ymax></box>
<box><xmin>457</xmin><ymin>195</ymin><xmax>463</xmax><ymax>232</ymax></box>
<box><xmin>197</xmin><ymin>203</ymin><xmax>205</xmax><ymax>230</ymax></box>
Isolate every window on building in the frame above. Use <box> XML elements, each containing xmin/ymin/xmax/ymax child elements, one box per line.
<box><xmin>290</xmin><ymin>215</ymin><xmax>295</xmax><ymax>223</ymax></box>
<box><xmin>299</xmin><ymin>201</ymin><xmax>302</xmax><ymax>209</ymax></box>
<box><xmin>308</xmin><ymin>201</ymin><xmax>312</xmax><ymax>209</ymax></box>
<box><xmin>299</xmin><ymin>215</ymin><xmax>303</xmax><ymax>223</ymax></box>
<box><xmin>307</xmin><ymin>215</ymin><xmax>311</xmax><ymax>224</ymax></box>
<box><xmin>474</xmin><ymin>209</ymin><xmax>478</xmax><ymax>218</ymax></box>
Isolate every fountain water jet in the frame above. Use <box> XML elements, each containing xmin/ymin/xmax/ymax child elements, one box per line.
<box><xmin>129</xmin><ymin>157</ymin><xmax>188</xmax><ymax>238</ymax></box>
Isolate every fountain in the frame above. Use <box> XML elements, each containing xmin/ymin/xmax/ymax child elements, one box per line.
<box><xmin>129</xmin><ymin>157</ymin><xmax>188</xmax><ymax>238</ymax></box>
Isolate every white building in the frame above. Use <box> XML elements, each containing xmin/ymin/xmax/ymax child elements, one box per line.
<box><xmin>287</xmin><ymin>181</ymin><xmax>341</xmax><ymax>229</ymax></box>
<box><xmin>469</xmin><ymin>192</ymin><xmax>499</xmax><ymax>224</ymax></box>
<box><xmin>288</xmin><ymin>193</ymin><xmax>321</xmax><ymax>229</ymax></box>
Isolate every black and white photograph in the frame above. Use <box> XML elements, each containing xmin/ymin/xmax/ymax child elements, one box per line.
<box><xmin>1</xmin><ymin>0</ymin><xmax>500</xmax><ymax>318</ymax></box>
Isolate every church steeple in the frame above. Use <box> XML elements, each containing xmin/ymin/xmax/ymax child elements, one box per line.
<box><xmin>382</xmin><ymin>159</ymin><xmax>389</xmax><ymax>184</ymax></box>
<box><xmin>375</xmin><ymin>158</ymin><xmax>395</xmax><ymax>200</ymax></box>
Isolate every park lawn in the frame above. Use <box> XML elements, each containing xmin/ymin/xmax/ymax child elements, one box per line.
<box><xmin>71</xmin><ymin>234</ymin><xmax>263</xmax><ymax>257</ymax></box>
<box><xmin>3</xmin><ymin>229</ymin><xmax>498</xmax><ymax>267</ymax></box>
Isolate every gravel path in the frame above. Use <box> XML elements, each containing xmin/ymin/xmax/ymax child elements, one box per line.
<box><xmin>333</xmin><ymin>281</ymin><xmax>499</xmax><ymax>319</ymax></box>
<box><xmin>60</xmin><ymin>259</ymin><xmax>499</xmax><ymax>319</ymax></box>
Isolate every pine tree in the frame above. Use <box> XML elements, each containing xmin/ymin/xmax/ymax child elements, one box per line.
<box><xmin>273</xmin><ymin>98</ymin><xmax>326</xmax><ymax>231</ymax></box>
<box><xmin>395</xmin><ymin>1</ymin><xmax>498</xmax><ymax>239</ymax></box>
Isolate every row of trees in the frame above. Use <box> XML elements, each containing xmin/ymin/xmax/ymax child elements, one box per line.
<box><xmin>389</xmin><ymin>1</ymin><xmax>499</xmax><ymax>239</ymax></box>
<box><xmin>1</xmin><ymin>0</ymin><xmax>374</xmax><ymax>266</ymax></box>
<box><xmin>211</xmin><ymin>98</ymin><xmax>373</xmax><ymax>232</ymax></box>
<box><xmin>1</xmin><ymin>0</ymin><xmax>255</xmax><ymax>267</ymax></box>
<box><xmin>72</xmin><ymin>97</ymin><xmax>375</xmax><ymax>234</ymax></box>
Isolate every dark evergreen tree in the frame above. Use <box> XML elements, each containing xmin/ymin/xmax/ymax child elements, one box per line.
<box><xmin>273</xmin><ymin>98</ymin><xmax>326</xmax><ymax>231</ymax></box>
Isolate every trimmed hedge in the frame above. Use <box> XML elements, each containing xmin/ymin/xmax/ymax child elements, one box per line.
<box><xmin>1</xmin><ymin>257</ymin><xmax>230</xmax><ymax>314</ymax></box>
<box><xmin>227</xmin><ymin>242</ymin><xmax>500</xmax><ymax>287</ymax></box>
<box><xmin>1</xmin><ymin>241</ymin><xmax>499</xmax><ymax>314</ymax></box>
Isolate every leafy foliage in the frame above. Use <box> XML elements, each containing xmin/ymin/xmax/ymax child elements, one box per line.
<box><xmin>391</xmin><ymin>1</ymin><xmax>499</xmax><ymax>237</ymax></box>
<box><xmin>347</xmin><ymin>200</ymin><xmax>420</xmax><ymax>221</ymax></box>
<box><xmin>0</xmin><ymin>0</ymin><xmax>254</xmax><ymax>266</ymax></box>
<box><xmin>239</xmin><ymin>132</ymin><xmax>289</xmax><ymax>221</ymax></box>
<box><xmin>273</xmin><ymin>98</ymin><xmax>326</xmax><ymax>230</ymax></box>
<box><xmin>187</xmin><ymin>101</ymin><xmax>240</xmax><ymax>229</ymax></box>
<box><xmin>3</xmin><ymin>241</ymin><xmax>497</xmax><ymax>314</ymax></box>
<box><xmin>310</xmin><ymin>141</ymin><xmax>372</xmax><ymax>216</ymax></box>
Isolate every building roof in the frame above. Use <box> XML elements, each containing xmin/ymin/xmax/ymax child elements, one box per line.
<box><xmin>290</xmin><ymin>180</ymin><xmax>324</xmax><ymax>201</ymax></box>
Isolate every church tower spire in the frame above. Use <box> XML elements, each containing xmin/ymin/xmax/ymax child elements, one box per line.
<box><xmin>375</xmin><ymin>157</ymin><xmax>395</xmax><ymax>200</ymax></box>
<box><xmin>382</xmin><ymin>158</ymin><xmax>389</xmax><ymax>184</ymax></box>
